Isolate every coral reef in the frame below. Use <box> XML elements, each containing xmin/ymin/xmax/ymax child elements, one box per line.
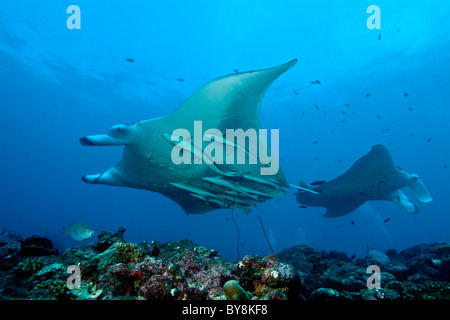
<box><xmin>277</xmin><ymin>243</ymin><xmax>450</xmax><ymax>299</ymax></box>
<box><xmin>0</xmin><ymin>228</ymin><xmax>449</xmax><ymax>300</ymax></box>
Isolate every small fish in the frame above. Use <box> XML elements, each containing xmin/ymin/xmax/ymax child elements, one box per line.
<box><xmin>314</xmin><ymin>104</ymin><xmax>320</xmax><ymax>110</ymax></box>
<box><xmin>427</xmin><ymin>137</ymin><xmax>432</xmax><ymax>142</ymax></box>
<box><xmin>351</xmin><ymin>220</ymin><xmax>355</xmax><ymax>225</ymax></box>
<box><xmin>293</xmin><ymin>90</ymin><xmax>298</xmax><ymax>95</ymax></box>
<box><xmin>365</xmin><ymin>93</ymin><xmax>371</xmax><ymax>97</ymax></box>
<box><xmin>344</xmin><ymin>103</ymin><xmax>351</xmax><ymax>107</ymax></box>
<box><xmin>383</xmin><ymin>218</ymin><xmax>392</xmax><ymax>223</ymax></box>
<box><xmin>323</xmin><ymin>110</ymin><xmax>327</xmax><ymax>116</ymax></box>
<box><xmin>376</xmin><ymin>115</ymin><xmax>382</xmax><ymax>120</ymax></box>
<box><xmin>310</xmin><ymin>180</ymin><xmax>326</xmax><ymax>186</ymax></box>
<box><xmin>358</xmin><ymin>191</ymin><xmax>368</xmax><ymax>196</ymax></box>
<box><xmin>125</xmin><ymin>58</ymin><xmax>135</xmax><ymax>63</ymax></box>
<box><xmin>313</xmin><ymin>140</ymin><xmax>319</xmax><ymax>144</ymax></box>
<box><xmin>378</xmin><ymin>33</ymin><xmax>381</xmax><ymax>41</ymax></box>
<box><xmin>409</xmin><ymin>133</ymin><xmax>415</xmax><ymax>136</ymax></box>
<box><xmin>313</xmin><ymin>157</ymin><xmax>320</xmax><ymax>161</ymax></box>
<box><xmin>310</xmin><ymin>80</ymin><xmax>321</xmax><ymax>84</ymax></box>
<box><xmin>340</xmin><ymin>111</ymin><xmax>347</xmax><ymax>115</ymax></box>
<box><xmin>233</xmin><ymin>69</ymin><xmax>239</xmax><ymax>73</ymax></box>
<box><xmin>350</xmin><ymin>254</ymin><xmax>356</xmax><ymax>260</ymax></box>
<box><xmin>408</xmin><ymin>107</ymin><xmax>413</xmax><ymax>111</ymax></box>
<box><xmin>63</xmin><ymin>222</ymin><xmax>95</xmax><ymax>241</ymax></box>
<box><xmin>403</xmin><ymin>92</ymin><xmax>409</xmax><ymax>97</ymax></box>
<box><xmin>176</xmin><ymin>78</ymin><xmax>184</xmax><ymax>82</ymax></box>
<box><xmin>299</xmin><ymin>205</ymin><xmax>308</xmax><ymax>209</ymax></box>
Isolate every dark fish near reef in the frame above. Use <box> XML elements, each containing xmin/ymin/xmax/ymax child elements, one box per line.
<box><xmin>299</xmin><ymin>205</ymin><xmax>308</xmax><ymax>209</ymax></box>
<box><xmin>384</xmin><ymin>218</ymin><xmax>392</xmax><ymax>223</ymax></box>
<box><xmin>296</xmin><ymin>144</ymin><xmax>432</xmax><ymax>217</ymax></box>
<box><xmin>233</xmin><ymin>69</ymin><xmax>239</xmax><ymax>73</ymax></box>
<box><xmin>1</xmin><ymin>227</ymin><xmax>24</xmax><ymax>241</ymax></box>
<box><xmin>125</xmin><ymin>58</ymin><xmax>135</xmax><ymax>63</ymax></box>
<box><xmin>310</xmin><ymin>80</ymin><xmax>321</xmax><ymax>84</ymax></box>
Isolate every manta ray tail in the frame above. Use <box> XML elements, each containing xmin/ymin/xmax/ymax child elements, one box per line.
<box><xmin>288</xmin><ymin>183</ymin><xmax>318</xmax><ymax>194</ymax></box>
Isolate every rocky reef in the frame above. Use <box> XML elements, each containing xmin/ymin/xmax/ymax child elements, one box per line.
<box><xmin>0</xmin><ymin>227</ymin><xmax>449</xmax><ymax>300</ymax></box>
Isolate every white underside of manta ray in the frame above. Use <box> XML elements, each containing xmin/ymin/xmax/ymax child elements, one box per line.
<box><xmin>296</xmin><ymin>144</ymin><xmax>432</xmax><ymax>217</ymax></box>
<box><xmin>80</xmin><ymin>59</ymin><xmax>307</xmax><ymax>214</ymax></box>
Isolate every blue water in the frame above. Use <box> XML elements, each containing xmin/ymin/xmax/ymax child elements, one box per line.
<box><xmin>1</xmin><ymin>0</ymin><xmax>449</xmax><ymax>262</ymax></box>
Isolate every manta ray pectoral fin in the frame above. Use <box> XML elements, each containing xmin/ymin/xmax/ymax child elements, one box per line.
<box><xmin>80</xmin><ymin>134</ymin><xmax>129</xmax><ymax>146</ymax></box>
<box><xmin>390</xmin><ymin>190</ymin><xmax>419</xmax><ymax>214</ymax></box>
<box><xmin>407</xmin><ymin>174</ymin><xmax>432</xmax><ymax>203</ymax></box>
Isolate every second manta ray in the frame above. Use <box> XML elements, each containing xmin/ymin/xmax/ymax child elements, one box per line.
<box><xmin>296</xmin><ymin>144</ymin><xmax>432</xmax><ymax>217</ymax></box>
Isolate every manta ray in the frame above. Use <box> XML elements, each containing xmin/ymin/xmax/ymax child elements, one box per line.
<box><xmin>80</xmin><ymin>59</ymin><xmax>305</xmax><ymax>214</ymax></box>
<box><xmin>296</xmin><ymin>144</ymin><xmax>432</xmax><ymax>217</ymax></box>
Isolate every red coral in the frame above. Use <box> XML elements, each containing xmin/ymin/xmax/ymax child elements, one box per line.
<box><xmin>129</xmin><ymin>270</ymin><xmax>144</xmax><ymax>280</ymax></box>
